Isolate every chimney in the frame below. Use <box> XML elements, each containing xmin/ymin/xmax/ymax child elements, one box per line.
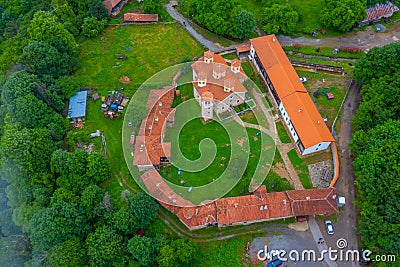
<box><xmin>224</xmin><ymin>78</ymin><xmax>234</xmax><ymax>92</ymax></box>
<box><xmin>204</xmin><ymin>51</ymin><xmax>214</xmax><ymax>64</ymax></box>
<box><xmin>197</xmin><ymin>72</ymin><xmax>207</xmax><ymax>88</ymax></box>
<box><xmin>230</xmin><ymin>59</ymin><xmax>241</xmax><ymax>74</ymax></box>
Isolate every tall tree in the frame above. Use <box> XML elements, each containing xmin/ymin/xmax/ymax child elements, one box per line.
<box><xmin>87</xmin><ymin>0</ymin><xmax>108</xmax><ymax>20</ymax></box>
<box><xmin>129</xmin><ymin>192</ymin><xmax>159</xmax><ymax>229</ymax></box>
<box><xmin>27</xmin><ymin>11</ymin><xmax>77</xmax><ymax>52</ymax></box>
<box><xmin>86</xmin><ymin>226</ymin><xmax>126</xmax><ymax>267</ymax></box>
<box><xmin>262</xmin><ymin>4</ymin><xmax>299</xmax><ymax>34</ymax></box>
<box><xmin>45</xmin><ymin>237</ymin><xmax>87</xmax><ymax>267</ymax></box>
<box><xmin>235</xmin><ymin>10</ymin><xmax>255</xmax><ymax>39</ymax></box>
<box><xmin>320</xmin><ymin>0</ymin><xmax>366</xmax><ymax>32</ymax></box>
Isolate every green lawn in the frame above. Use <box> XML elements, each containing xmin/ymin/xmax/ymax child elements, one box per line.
<box><xmin>287</xmin><ymin>149</ymin><xmax>313</xmax><ymax>189</ymax></box>
<box><xmin>72</xmin><ymin>23</ymin><xmax>204</xmax><ymax>204</ymax></box>
<box><xmin>276</xmin><ymin>121</ymin><xmax>291</xmax><ymax>144</ymax></box>
<box><xmin>283</xmin><ymin>45</ymin><xmax>365</xmax><ymax>59</ymax></box>
<box><xmin>159</xmin><ymin>118</ymin><xmax>231</xmax><ymax>187</ymax></box>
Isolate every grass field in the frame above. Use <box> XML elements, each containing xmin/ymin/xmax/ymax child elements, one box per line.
<box><xmin>287</xmin><ymin>149</ymin><xmax>313</xmax><ymax>189</ymax></box>
<box><xmin>283</xmin><ymin>45</ymin><xmax>365</xmax><ymax>59</ymax></box>
<box><xmin>276</xmin><ymin>121</ymin><xmax>291</xmax><ymax>144</ymax></box>
<box><xmin>159</xmin><ymin>118</ymin><xmax>231</xmax><ymax>187</ymax></box>
<box><xmin>72</xmin><ymin>24</ymin><xmax>204</xmax><ymax>205</ymax></box>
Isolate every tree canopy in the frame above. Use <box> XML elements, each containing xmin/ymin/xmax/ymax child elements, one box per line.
<box><xmin>261</xmin><ymin>4</ymin><xmax>299</xmax><ymax>34</ymax></box>
<box><xmin>351</xmin><ymin>41</ymin><xmax>400</xmax><ymax>258</ymax></box>
<box><xmin>235</xmin><ymin>10</ymin><xmax>255</xmax><ymax>39</ymax></box>
<box><xmin>129</xmin><ymin>192</ymin><xmax>159</xmax><ymax>229</ymax></box>
<box><xmin>320</xmin><ymin>0</ymin><xmax>367</xmax><ymax>32</ymax></box>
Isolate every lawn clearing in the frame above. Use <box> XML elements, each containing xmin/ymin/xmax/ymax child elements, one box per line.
<box><xmin>71</xmin><ymin>23</ymin><xmax>204</xmax><ymax>203</ymax></box>
<box><xmin>283</xmin><ymin>45</ymin><xmax>365</xmax><ymax>59</ymax></box>
<box><xmin>276</xmin><ymin>121</ymin><xmax>291</xmax><ymax>144</ymax></box>
<box><xmin>287</xmin><ymin>149</ymin><xmax>313</xmax><ymax>189</ymax></box>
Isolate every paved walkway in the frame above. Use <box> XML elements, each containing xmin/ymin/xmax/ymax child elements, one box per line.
<box><xmin>308</xmin><ymin>216</ymin><xmax>339</xmax><ymax>267</ymax></box>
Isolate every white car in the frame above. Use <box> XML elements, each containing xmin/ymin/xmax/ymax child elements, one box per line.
<box><xmin>300</xmin><ymin>77</ymin><xmax>307</xmax><ymax>83</ymax></box>
<box><xmin>325</xmin><ymin>220</ymin><xmax>334</xmax><ymax>235</ymax></box>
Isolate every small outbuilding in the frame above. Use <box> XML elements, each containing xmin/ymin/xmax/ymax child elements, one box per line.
<box><xmin>124</xmin><ymin>13</ymin><xmax>159</xmax><ymax>23</ymax></box>
<box><xmin>68</xmin><ymin>91</ymin><xmax>88</xmax><ymax>122</ymax></box>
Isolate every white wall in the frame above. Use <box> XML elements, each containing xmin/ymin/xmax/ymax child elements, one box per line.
<box><xmin>302</xmin><ymin>141</ymin><xmax>331</xmax><ymax>156</ymax></box>
<box><xmin>278</xmin><ymin>102</ymin><xmax>299</xmax><ymax>142</ymax></box>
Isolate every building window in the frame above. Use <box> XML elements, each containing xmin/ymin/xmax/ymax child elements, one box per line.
<box><xmin>222</xmin><ymin>106</ymin><xmax>224</xmax><ymax>110</ymax></box>
<box><xmin>290</xmin><ymin>127</ymin><xmax>293</xmax><ymax>131</ymax></box>
<box><xmin>237</xmin><ymin>100</ymin><xmax>240</xmax><ymax>103</ymax></box>
<box><xmin>318</xmin><ymin>143</ymin><xmax>321</xmax><ymax>147</ymax></box>
<box><xmin>316</xmin><ymin>148</ymin><xmax>319</xmax><ymax>151</ymax></box>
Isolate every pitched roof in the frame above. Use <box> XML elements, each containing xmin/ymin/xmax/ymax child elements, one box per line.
<box><xmin>124</xmin><ymin>13</ymin><xmax>159</xmax><ymax>22</ymax></box>
<box><xmin>250</xmin><ymin>35</ymin><xmax>334</xmax><ymax>147</ymax></box>
<box><xmin>281</xmin><ymin>92</ymin><xmax>334</xmax><ymax>147</ymax></box>
<box><xmin>103</xmin><ymin>0</ymin><xmax>121</xmax><ymax>14</ymax></box>
<box><xmin>192</xmin><ymin>52</ymin><xmax>247</xmax><ymax>102</ymax></box>
<box><xmin>133</xmin><ymin>87</ymin><xmax>175</xmax><ymax>166</ymax></box>
<box><xmin>216</xmin><ymin>190</ymin><xmax>292</xmax><ymax>225</ymax></box>
<box><xmin>235</xmin><ymin>43</ymin><xmax>251</xmax><ymax>53</ymax></box>
<box><xmin>68</xmin><ymin>91</ymin><xmax>87</xmax><ymax>119</ymax></box>
<box><xmin>287</xmin><ymin>188</ymin><xmax>338</xmax><ymax>216</ymax></box>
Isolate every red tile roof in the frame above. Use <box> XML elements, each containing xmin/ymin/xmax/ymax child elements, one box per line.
<box><xmin>287</xmin><ymin>188</ymin><xmax>338</xmax><ymax>216</ymax></box>
<box><xmin>103</xmin><ymin>0</ymin><xmax>121</xmax><ymax>14</ymax></box>
<box><xmin>250</xmin><ymin>35</ymin><xmax>334</xmax><ymax>148</ymax></box>
<box><xmin>235</xmin><ymin>43</ymin><xmax>251</xmax><ymax>53</ymax></box>
<box><xmin>153</xmin><ymin>185</ymin><xmax>338</xmax><ymax>230</ymax></box>
<box><xmin>191</xmin><ymin>51</ymin><xmax>247</xmax><ymax>102</ymax></box>
<box><xmin>133</xmin><ymin>87</ymin><xmax>175</xmax><ymax>167</ymax></box>
<box><xmin>124</xmin><ymin>13</ymin><xmax>159</xmax><ymax>23</ymax></box>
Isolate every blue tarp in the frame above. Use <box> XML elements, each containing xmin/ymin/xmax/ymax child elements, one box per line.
<box><xmin>68</xmin><ymin>91</ymin><xmax>87</xmax><ymax>119</ymax></box>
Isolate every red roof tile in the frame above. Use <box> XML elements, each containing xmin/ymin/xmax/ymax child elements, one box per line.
<box><xmin>235</xmin><ymin>43</ymin><xmax>251</xmax><ymax>53</ymax></box>
<box><xmin>250</xmin><ymin>35</ymin><xmax>334</xmax><ymax>148</ymax></box>
<box><xmin>124</xmin><ymin>13</ymin><xmax>158</xmax><ymax>22</ymax></box>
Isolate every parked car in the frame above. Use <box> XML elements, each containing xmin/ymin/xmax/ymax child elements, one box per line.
<box><xmin>300</xmin><ymin>77</ymin><xmax>307</xmax><ymax>83</ymax></box>
<box><xmin>325</xmin><ymin>220</ymin><xmax>334</xmax><ymax>235</ymax></box>
<box><xmin>267</xmin><ymin>258</ymin><xmax>283</xmax><ymax>267</ymax></box>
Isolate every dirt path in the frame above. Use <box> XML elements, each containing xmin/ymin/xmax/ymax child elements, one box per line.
<box><xmin>278</xmin><ymin>23</ymin><xmax>400</xmax><ymax>52</ymax></box>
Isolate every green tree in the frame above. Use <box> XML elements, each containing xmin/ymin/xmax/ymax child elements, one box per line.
<box><xmin>87</xmin><ymin>0</ymin><xmax>108</xmax><ymax>20</ymax></box>
<box><xmin>107</xmin><ymin>207</ymin><xmax>138</xmax><ymax>235</ymax></box>
<box><xmin>127</xmin><ymin>235</ymin><xmax>158</xmax><ymax>266</ymax></box>
<box><xmin>157</xmin><ymin>239</ymin><xmax>198</xmax><ymax>267</ymax></box>
<box><xmin>28</xmin><ymin>200</ymin><xmax>90</xmax><ymax>250</ymax></box>
<box><xmin>86</xmin><ymin>226</ymin><xmax>125</xmax><ymax>267</ymax></box>
<box><xmin>262</xmin><ymin>4</ymin><xmax>299</xmax><ymax>34</ymax></box>
<box><xmin>80</xmin><ymin>184</ymin><xmax>105</xmax><ymax>220</ymax></box>
<box><xmin>86</xmin><ymin>152</ymin><xmax>111</xmax><ymax>183</ymax></box>
<box><xmin>82</xmin><ymin>16</ymin><xmax>106</xmax><ymax>38</ymax></box>
<box><xmin>129</xmin><ymin>192</ymin><xmax>158</xmax><ymax>229</ymax></box>
<box><xmin>27</xmin><ymin>11</ymin><xmax>77</xmax><ymax>52</ymax></box>
<box><xmin>56</xmin><ymin>75</ymin><xmax>81</xmax><ymax>99</ymax></box>
<box><xmin>350</xmin><ymin>120</ymin><xmax>400</xmax><ymax>254</ymax></box>
<box><xmin>45</xmin><ymin>237</ymin><xmax>87</xmax><ymax>267</ymax></box>
<box><xmin>235</xmin><ymin>10</ymin><xmax>255</xmax><ymax>39</ymax></box>
<box><xmin>142</xmin><ymin>0</ymin><xmax>162</xmax><ymax>14</ymax></box>
<box><xmin>20</xmin><ymin>41</ymin><xmax>76</xmax><ymax>78</ymax></box>
<box><xmin>353</xmin><ymin>42</ymin><xmax>400</xmax><ymax>83</ymax></box>
<box><xmin>320</xmin><ymin>0</ymin><xmax>366</xmax><ymax>32</ymax></box>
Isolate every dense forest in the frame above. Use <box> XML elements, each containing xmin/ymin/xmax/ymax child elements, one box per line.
<box><xmin>352</xmin><ymin>42</ymin><xmax>400</xmax><ymax>260</ymax></box>
<box><xmin>0</xmin><ymin>0</ymin><xmax>198</xmax><ymax>266</ymax></box>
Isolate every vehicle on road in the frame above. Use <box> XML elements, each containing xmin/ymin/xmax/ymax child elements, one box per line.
<box><xmin>267</xmin><ymin>258</ymin><xmax>283</xmax><ymax>267</ymax></box>
<box><xmin>325</xmin><ymin>220</ymin><xmax>334</xmax><ymax>235</ymax></box>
